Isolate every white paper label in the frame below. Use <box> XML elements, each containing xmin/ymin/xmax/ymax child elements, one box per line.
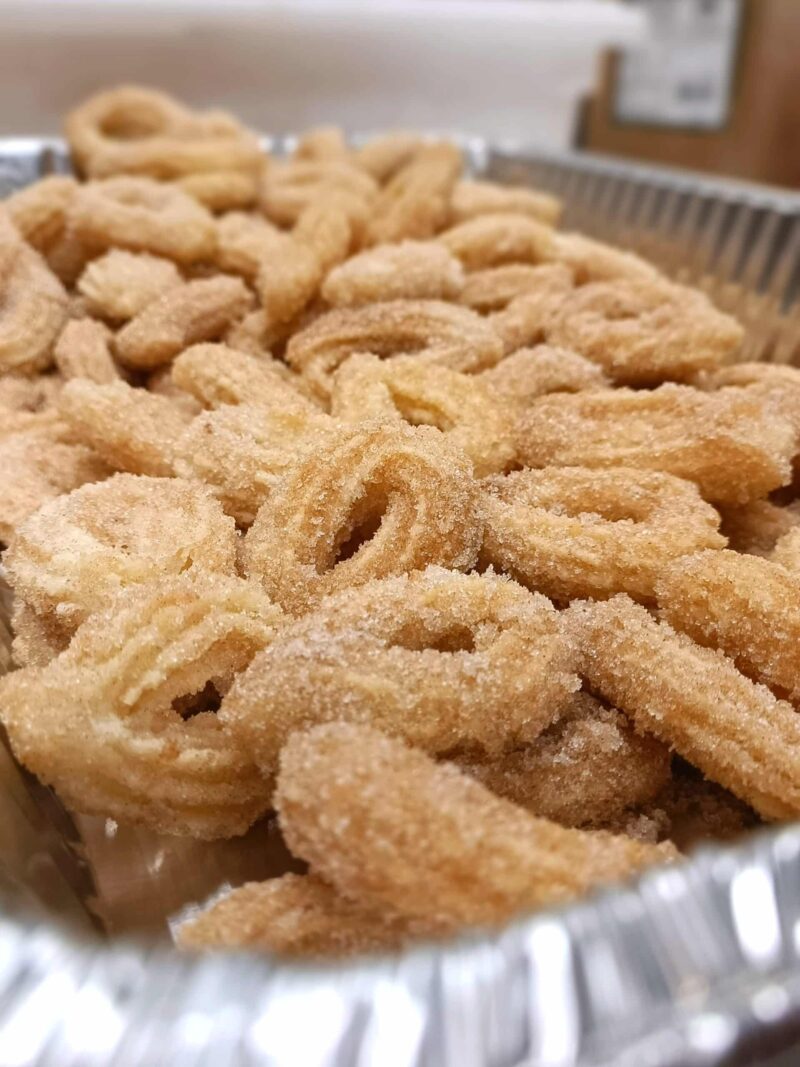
<box><xmin>614</xmin><ymin>0</ymin><xmax>743</xmax><ymax>129</ymax></box>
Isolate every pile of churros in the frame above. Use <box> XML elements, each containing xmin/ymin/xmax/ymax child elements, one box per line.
<box><xmin>0</xmin><ymin>85</ymin><xmax>797</xmax><ymax>959</ymax></box>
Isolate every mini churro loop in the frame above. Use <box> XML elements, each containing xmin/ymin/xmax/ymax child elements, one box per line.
<box><xmin>255</xmin><ymin>195</ymin><xmax>360</xmax><ymax>328</ymax></box>
<box><xmin>0</xmin><ymin>427</ymin><xmax>110</xmax><ymax>544</ymax></box>
<box><xmin>488</xmin><ymin>267</ymin><xmax>575</xmax><ymax>354</ymax></box>
<box><xmin>221</xmin><ymin>567</ymin><xmax>578</xmax><ymax>769</ymax></box>
<box><xmin>285</xmin><ymin>299</ymin><xmax>504</xmax><ymax>399</ymax></box>
<box><xmin>176</xmin><ymin>170</ymin><xmax>259</xmax><ymax>214</ymax></box>
<box><xmin>517</xmin><ymin>385</ymin><xmax>796</xmax><ymax>505</ymax></box>
<box><xmin>171</xmin><ymin>343</ymin><xmax>316</xmax><ymax>412</ymax></box>
<box><xmin>459</xmin><ymin>263</ymin><xmax>571</xmax><ymax>313</ymax></box>
<box><xmin>65</xmin><ymin>85</ymin><xmax>262</xmax><ymax>181</ymax></box>
<box><xmin>241</xmin><ymin>422</ymin><xmax>483</xmax><ymax>613</ymax></box>
<box><xmin>460</xmin><ymin>691</ymin><xmax>671</xmax><ymax>827</ymax></box>
<box><xmin>365</xmin><ymin>143</ymin><xmax>462</xmax><ymax>245</ymax></box>
<box><xmin>0</xmin><ymin>217</ymin><xmax>69</xmax><ymax>376</ymax></box>
<box><xmin>5</xmin><ymin>474</ymin><xmax>237</xmax><ymax>633</ymax></box>
<box><xmin>451</xmin><ymin>179</ymin><xmax>561</xmax><ymax>226</ymax></box>
<box><xmin>547</xmin><ymin>279</ymin><xmax>743</xmax><ymax>385</ymax></box>
<box><xmin>551</xmin><ymin>232</ymin><xmax>663</xmax><ymax>285</ymax></box>
<box><xmin>698</xmin><ymin>362</ymin><xmax>800</xmax><ymax>449</ymax></box>
<box><xmin>0</xmin><ymin>573</ymin><xmax>283</xmax><ymax>838</ymax></box>
<box><xmin>4</xmin><ymin>176</ymin><xmax>79</xmax><ymax>256</ymax></box>
<box><xmin>275</xmin><ymin>723</ymin><xmax>674</xmax><ymax>927</ymax></box>
<box><xmin>480</xmin><ymin>345</ymin><xmax>608</xmax><ymax>403</ymax></box>
<box><xmin>657</xmin><ymin>549</ymin><xmax>800</xmax><ymax>702</ymax></box>
<box><xmin>60</xmin><ymin>378</ymin><xmax>190</xmax><ymax>477</ymax></box>
<box><xmin>439</xmin><ymin>212</ymin><xmax>557</xmax><ymax>271</ymax></box>
<box><xmin>569</xmin><ymin>595</ymin><xmax>800</xmax><ymax>821</ymax></box>
<box><xmin>331</xmin><ymin>354</ymin><xmax>515</xmax><ymax>476</ymax></box>
<box><xmin>0</xmin><ymin>373</ymin><xmax>63</xmax><ymax>437</ymax></box>
<box><xmin>174</xmin><ymin>401</ymin><xmax>333</xmax><ymax>525</ymax></box>
<box><xmin>114</xmin><ymin>276</ymin><xmax>253</xmax><ymax>369</ymax></box>
<box><xmin>177</xmin><ymin>873</ymin><xmax>442</xmax><ymax>957</ymax></box>
<box><xmin>76</xmin><ymin>249</ymin><xmax>183</xmax><ymax>322</ymax></box>
<box><xmin>481</xmin><ymin>466</ymin><xmax>725</xmax><ymax>603</ymax></box>
<box><xmin>215</xmin><ymin>212</ymin><xmax>280</xmax><ymax>281</ymax></box>
<box><xmin>321</xmin><ymin>240</ymin><xmax>464</xmax><ymax>307</ymax></box>
<box><xmin>69</xmin><ymin>177</ymin><xmax>217</xmax><ymax>263</ymax></box>
<box><xmin>10</xmin><ymin>601</ymin><xmax>69</xmax><ymax>669</ymax></box>
<box><xmin>293</xmin><ymin>126</ymin><xmax>349</xmax><ymax>162</ymax></box>
<box><xmin>53</xmin><ymin>318</ymin><xmax>120</xmax><ymax>383</ymax></box>
<box><xmin>259</xmin><ymin>160</ymin><xmax>378</xmax><ymax>227</ymax></box>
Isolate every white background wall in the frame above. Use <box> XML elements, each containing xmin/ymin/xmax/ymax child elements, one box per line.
<box><xmin>0</xmin><ymin>1</ymin><xmax>642</xmax><ymax>147</ymax></box>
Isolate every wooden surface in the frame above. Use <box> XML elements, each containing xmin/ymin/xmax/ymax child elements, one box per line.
<box><xmin>584</xmin><ymin>0</ymin><xmax>800</xmax><ymax>188</ymax></box>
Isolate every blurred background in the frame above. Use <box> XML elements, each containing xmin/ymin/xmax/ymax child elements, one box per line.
<box><xmin>2</xmin><ymin>0</ymin><xmax>799</xmax><ymax>188</ymax></box>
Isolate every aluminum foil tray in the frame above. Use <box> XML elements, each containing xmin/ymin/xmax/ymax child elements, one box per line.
<box><xmin>2</xmin><ymin>139</ymin><xmax>800</xmax><ymax>1067</ymax></box>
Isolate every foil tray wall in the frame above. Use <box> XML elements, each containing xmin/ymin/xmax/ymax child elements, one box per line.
<box><xmin>2</xmin><ymin>139</ymin><xmax>800</xmax><ymax>1067</ymax></box>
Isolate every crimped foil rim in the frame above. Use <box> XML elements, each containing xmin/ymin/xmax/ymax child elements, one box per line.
<box><xmin>1</xmin><ymin>138</ymin><xmax>800</xmax><ymax>1067</ymax></box>
<box><xmin>3</xmin><ymin>825</ymin><xmax>800</xmax><ymax>1066</ymax></box>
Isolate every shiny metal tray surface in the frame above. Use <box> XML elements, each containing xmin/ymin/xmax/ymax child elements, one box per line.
<box><xmin>2</xmin><ymin>139</ymin><xmax>800</xmax><ymax>1067</ymax></box>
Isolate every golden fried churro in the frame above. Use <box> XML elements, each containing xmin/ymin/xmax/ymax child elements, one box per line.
<box><xmin>259</xmin><ymin>160</ymin><xmax>377</xmax><ymax>227</ymax></box>
<box><xmin>487</xmin><ymin>265</ymin><xmax>576</xmax><ymax>354</ymax></box>
<box><xmin>2</xmin><ymin>90</ymin><xmax>793</xmax><ymax>947</ymax></box>
<box><xmin>480</xmin><ymin>345</ymin><xmax>608</xmax><ymax>403</ymax></box>
<box><xmin>221</xmin><ymin>567</ymin><xmax>578</xmax><ymax>771</ymax></box>
<box><xmin>114</xmin><ymin>275</ymin><xmax>252</xmax><ymax>369</ymax></box>
<box><xmin>459</xmin><ymin>262</ymin><xmax>573</xmax><ymax>313</ymax></box>
<box><xmin>551</xmin><ymin>232</ymin><xmax>663</xmax><ymax>285</ymax></box>
<box><xmin>353</xmin><ymin>132</ymin><xmax>426</xmax><ymax>183</ymax></box>
<box><xmin>0</xmin><ymin>373</ymin><xmax>62</xmax><ymax>437</ymax></box>
<box><xmin>4</xmin><ymin>176</ymin><xmax>79</xmax><ymax>257</ymax></box>
<box><xmin>76</xmin><ymin>249</ymin><xmax>182</xmax><ymax>322</ymax></box>
<box><xmin>285</xmin><ymin>299</ymin><xmax>504</xmax><ymax>399</ymax></box>
<box><xmin>439</xmin><ymin>212</ymin><xmax>557</xmax><ymax>271</ymax></box>
<box><xmin>10</xmin><ymin>601</ymin><xmax>69</xmax><ymax>669</ymax></box>
<box><xmin>331</xmin><ymin>354</ymin><xmax>515</xmax><ymax>476</ymax></box>
<box><xmin>59</xmin><ymin>378</ymin><xmax>190</xmax><ymax>477</ymax></box>
<box><xmin>65</xmin><ymin>85</ymin><xmax>262</xmax><ymax>181</ymax></box>
<box><xmin>771</xmin><ymin>527</ymin><xmax>800</xmax><ymax>573</ymax></box>
<box><xmin>241</xmin><ymin>422</ymin><xmax>483</xmax><ymax>613</ymax></box>
<box><xmin>0</xmin><ymin>215</ymin><xmax>69</xmax><ymax>375</ymax></box>
<box><xmin>547</xmin><ymin>279</ymin><xmax>742</xmax><ymax>385</ymax></box>
<box><xmin>517</xmin><ymin>385</ymin><xmax>796</xmax><ymax>504</ymax></box>
<box><xmin>177</xmin><ymin>170</ymin><xmax>259</xmax><ymax>213</ymax></box>
<box><xmin>69</xmin><ymin>177</ymin><xmax>217</xmax><ymax>263</ymax></box>
<box><xmin>0</xmin><ymin>573</ymin><xmax>283</xmax><ymax>838</ymax></box>
<box><xmin>321</xmin><ymin>240</ymin><xmax>464</xmax><ymax>307</ymax></box>
<box><xmin>174</xmin><ymin>401</ymin><xmax>333</xmax><ymax>525</ymax></box>
<box><xmin>53</xmin><ymin>318</ymin><xmax>120</xmax><ymax>383</ymax></box>
<box><xmin>568</xmin><ymin>595</ymin><xmax>800</xmax><ymax>820</ymax></box>
<box><xmin>171</xmin><ymin>343</ymin><xmax>315</xmax><ymax>412</ymax></box>
<box><xmin>293</xmin><ymin>126</ymin><xmax>349</xmax><ymax>163</ymax></box>
<box><xmin>0</xmin><ymin>427</ymin><xmax>110</xmax><ymax>543</ymax></box>
<box><xmin>214</xmin><ymin>212</ymin><xmax>280</xmax><ymax>281</ymax></box>
<box><xmin>450</xmin><ymin>180</ymin><xmax>562</xmax><ymax>227</ymax></box>
<box><xmin>5</xmin><ymin>474</ymin><xmax>237</xmax><ymax>633</ymax></box>
<box><xmin>365</xmin><ymin>143</ymin><xmax>462</xmax><ymax>245</ymax></box>
<box><xmin>481</xmin><ymin>466</ymin><xmax>724</xmax><ymax>602</ymax></box>
<box><xmin>460</xmin><ymin>691</ymin><xmax>671</xmax><ymax>827</ymax></box>
<box><xmin>657</xmin><ymin>549</ymin><xmax>800</xmax><ymax>702</ymax></box>
<box><xmin>177</xmin><ymin>873</ymin><xmax>445</xmax><ymax>957</ymax></box>
<box><xmin>275</xmin><ymin>723</ymin><xmax>675</xmax><ymax>927</ymax></box>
